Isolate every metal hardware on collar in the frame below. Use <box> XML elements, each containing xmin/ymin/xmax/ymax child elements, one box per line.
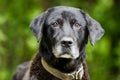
<box><xmin>41</xmin><ymin>58</ymin><xmax>84</xmax><ymax>80</ymax></box>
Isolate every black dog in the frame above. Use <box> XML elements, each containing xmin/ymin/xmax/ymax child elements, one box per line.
<box><xmin>13</xmin><ymin>6</ymin><xmax>104</xmax><ymax>80</ymax></box>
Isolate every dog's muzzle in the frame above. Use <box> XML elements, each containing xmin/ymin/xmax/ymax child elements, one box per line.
<box><xmin>52</xmin><ymin>37</ymin><xmax>80</xmax><ymax>59</ymax></box>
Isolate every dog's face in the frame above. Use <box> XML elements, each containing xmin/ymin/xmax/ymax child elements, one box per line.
<box><xmin>30</xmin><ymin>6</ymin><xmax>104</xmax><ymax>60</ymax></box>
<box><xmin>45</xmin><ymin>8</ymin><xmax>87</xmax><ymax>59</ymax></box>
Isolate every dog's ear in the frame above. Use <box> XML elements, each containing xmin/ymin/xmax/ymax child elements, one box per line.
<box><xmin>30</xmin><ymin>8</ymin><xmax>54</xmax><ymax>41</ymax></box>
<box><xmin>30</xmin><ymin>13</ymin><xmax>46</xmax><ymax>41</ymax></box>
<box><xmin>85</xmin><ymin>13</ymin><xmax>104</xmax><ymax>46</ymax></box>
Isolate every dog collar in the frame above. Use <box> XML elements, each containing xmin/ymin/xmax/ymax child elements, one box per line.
<box><xmin>41</xmin><ymin>58</ymin><xmax>84</xmax><ymax>80</ymax></box>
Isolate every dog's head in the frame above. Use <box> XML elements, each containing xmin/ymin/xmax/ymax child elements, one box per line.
<box><xmin>30</xmin><ymin>6</ymin><xmax>104</xmax><ymax>60</ymax></box>
<box><xmin>30</xmin><ymin>6</ymin><xmax>104</xmax><ymax>72</ymax></box>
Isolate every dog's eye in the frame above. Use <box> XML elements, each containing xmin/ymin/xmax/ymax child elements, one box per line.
<box><xmin>73</xmin><ymin>23</ymin><xmax>81</xmax><ymax>29</ymax></box>
<box><xmin>51</xmin><ymin>22</ymin><xmax>58</xmax><ymax>28</ymax></box>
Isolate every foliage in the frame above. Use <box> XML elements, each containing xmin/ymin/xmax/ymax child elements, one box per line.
<box><xmin>0</xmin><ymin>0</ymin><xmax>120</xmax><ymax>80</ymax></box>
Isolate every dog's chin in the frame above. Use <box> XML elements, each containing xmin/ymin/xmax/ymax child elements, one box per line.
<box><xmin>53</xmin><ymin>52</ymin><xmax>79</xmax><ymax>59</ymax></box>
<box><xmin>58</xmin><ymin>52</ymin><xmax>74</xmax><ymax>59</ymax></box>
<box><xmin>59</xmin><ymin>54</ymin><xmax>73</xmax><ymax>59</ymax></box>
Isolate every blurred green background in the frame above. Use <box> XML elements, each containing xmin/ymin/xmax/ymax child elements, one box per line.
<box><xmin>0</xmin><ymin>0</ymin><xmax>120</xmax><ymax>80</ymax></box>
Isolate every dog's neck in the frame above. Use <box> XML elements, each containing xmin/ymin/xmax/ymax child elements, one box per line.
<box><xmin>41</xmin><ymin>58</ymin><xmax>84</xmax><ymax>80</ymax></box>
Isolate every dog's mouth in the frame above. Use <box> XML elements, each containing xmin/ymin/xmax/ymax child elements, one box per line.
<box><xmin>52</xmin><ymin>44</ymin><xmax>80</xmax><ymax>59</ymax></box>
<box><xmin>59</xmin><ymin>52</ymin><xmax>74</xmax><ymax>58</ymax></box>
<box><xmin>58</xmin><ymin>47</ymin><xmax>73</xmax><ymax>58</ymax></box>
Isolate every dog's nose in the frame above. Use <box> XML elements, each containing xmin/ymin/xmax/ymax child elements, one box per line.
<box><xmin>61</xmin><ymin>41</ymin><xmax>73</xmax><ymax>47</ymax></box>
<box><xmin>61</xmin><ymin>37</ymin><xmax>73</xmax><ymax>47</ymax></box>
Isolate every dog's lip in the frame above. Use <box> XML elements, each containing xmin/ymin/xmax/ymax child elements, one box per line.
<box><xmin>58</xmin><ymin>53</ymin><xmax>74</xmax><ymax>58</ymax></box>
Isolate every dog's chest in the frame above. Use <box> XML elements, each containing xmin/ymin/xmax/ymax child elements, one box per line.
<box><xmin>30</xmin><ymin>55</ymin><xmax>84</xmax><ymax>80</ymax></box>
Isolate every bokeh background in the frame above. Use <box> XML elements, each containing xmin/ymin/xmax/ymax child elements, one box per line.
<box><xmin>0</xmin><ymin>0</ymin><xmax>120</xmax><ymax>80</ymax></box>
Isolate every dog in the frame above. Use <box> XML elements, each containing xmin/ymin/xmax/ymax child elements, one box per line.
<box><xmin>13</xmin><ymin>6</ymin><xmax>104</xmax><ymax>80</ymax></box>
